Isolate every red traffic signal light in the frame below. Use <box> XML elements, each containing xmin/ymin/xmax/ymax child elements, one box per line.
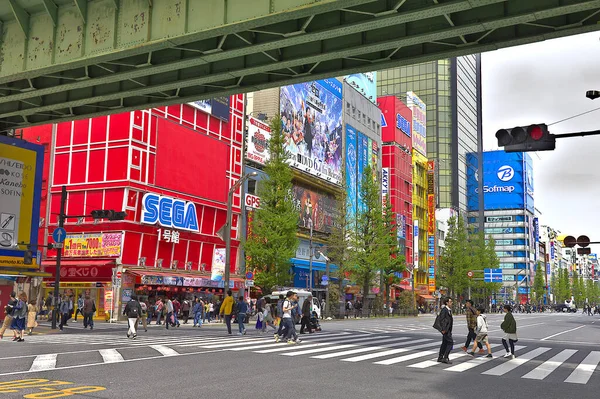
<box><xmin>496</xmin><ymin>123</ymin><xmax>555</xmax><ymax>152</ymax></box>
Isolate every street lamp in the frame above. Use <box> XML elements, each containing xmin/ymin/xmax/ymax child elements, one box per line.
<box><xmin>224</xmin><ymin>171</ymin><xmax>258</xmax><ymax>295</ymax></box>
<box><xmin>318</xmin><ymin>250</ymin><xmax>330</xmax><ymax>318</ymax></box>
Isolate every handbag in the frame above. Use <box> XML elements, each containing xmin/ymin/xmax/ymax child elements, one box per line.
<box><xmin>433</xmin><ymin>313</ymin><xmax>443</xmax><ymax>332</ymax></box>
<box><xmin>255</xmin><ymin>319</ymin><xmax>263</xmax><ymax>330</ymax></box>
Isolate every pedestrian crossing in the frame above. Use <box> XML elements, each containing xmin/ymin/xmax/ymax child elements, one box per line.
<box><xmin>2</xmin><ymin>331</ymin><xmax>600</xmax><ymax>385</ymax></box>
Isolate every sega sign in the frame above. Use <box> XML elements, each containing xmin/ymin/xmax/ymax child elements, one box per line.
<box><xmin>244</xmin><ymin>193</ymin><xmax>261</xmax><ymax>210</ymax></box>
<box><xmin>396</xmin><ymin>114</ymin><xmax>411</xmax><ymax>137</ymax></box>
<box><xmin>141</xmin><ymin>193</ymin><xmax>199</xmax><ymax>232</ymax></box>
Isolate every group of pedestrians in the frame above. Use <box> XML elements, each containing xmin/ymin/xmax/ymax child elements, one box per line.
<box><xmin>0</xmin><ymin>292</ymin><xmax>39</xmax><ymax>341</ymax></box>
<box><xmin>434</xmin><ymin>297</ymin><xmax>519</xmax><ymax>364</ymax></box>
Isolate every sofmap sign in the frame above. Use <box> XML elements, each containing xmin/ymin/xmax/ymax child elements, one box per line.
<box><xmin>467</xmin><ymin>151</ymin><xmax>532</xmax><ymax>212</ymax></box>
<box><xmin>141</xmin><ymin>193</ymin><xmax>199</xmax><ymax>232</ymax></box>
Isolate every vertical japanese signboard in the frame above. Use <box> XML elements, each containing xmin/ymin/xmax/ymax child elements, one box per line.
<box><xmin>406</xmin><ymin>91</ymin><xmax>426</xmax><ymax>157</ymax></box>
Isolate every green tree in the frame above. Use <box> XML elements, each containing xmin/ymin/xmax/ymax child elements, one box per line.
<box><xmin>438</xmin><ymin>216</ymin><xmax>470</xmax><ymax>299</ymax></box>
<box><xmin>558</xmin><ymin>268</ymin><xmax>571</xmax><ymax>303</ymax></box>
<box><xmin>380</xmin><ymin>200</ymin><xmax>406</xmax><ymax>313</ymax></box>
<box><xmin>244</xmin><ymin>116</ymin><xmax>298</xmax><ymax>294</ymax></box>
<box><xmin>572</xmin><ymin>271</ymin><xmax>585</xmax><ymax>306</ymax></box>
<box><xmin>348</xmin><ymin>164</ymin><xmax>388</xmax><ymax>301</ymax></box>
<box><xmin>585</xmin><ymin>278</ymin><xmax>600</xmax><ymax>304</ymax></box>
<box><xmin>550</xmin><ymin>272</ymin><xmax>558</xmax><ymax>304</ymax></box>
<box><xmin>533</xmin><ymin>262</ymin><xmax>546</xmax><ymax>305</ymax></box>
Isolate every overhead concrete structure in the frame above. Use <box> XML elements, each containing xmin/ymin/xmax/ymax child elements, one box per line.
<box><xmin>1</xmin><ymin>0</ymin><xmax>600</xmax><ymax>131</ymax></box>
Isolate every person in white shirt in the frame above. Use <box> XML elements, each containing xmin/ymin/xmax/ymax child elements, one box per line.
<box><xmin>467</xmin><ymin>307</ymin><xmax>492</xmax><ymax>358</ymax></box>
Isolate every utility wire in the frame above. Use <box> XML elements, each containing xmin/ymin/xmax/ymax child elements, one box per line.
<box><xmin>549</xmin><ymin>105</ymin><xmax>600</xmax><ymax>127</ymax></box>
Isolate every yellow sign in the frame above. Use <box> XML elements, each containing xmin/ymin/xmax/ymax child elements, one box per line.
<box><xmin>428</xmin><ymin>278</ymin><xmax>436</xmax><ymax>293</ymax></box>
<box><xmin>63</xmin><ymin>233</ymin><xmax>122</xmax><ymax>257</ymax></box>
<box><xmin>0</xmin><ymin>136</ymin><xmax>44</xmax><ymax>269</ymax></box>
<box><xmin>0</xmin><ymin>255</ymin><xmax>37</xmax><ymax>268</ymax></box>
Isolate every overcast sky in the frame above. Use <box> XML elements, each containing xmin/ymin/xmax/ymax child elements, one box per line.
<box><xmin>482</xmin><ymin>31</ymin><xmax>600</xmax><ymax>254</ymax></box>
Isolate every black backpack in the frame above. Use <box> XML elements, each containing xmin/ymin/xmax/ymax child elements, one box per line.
<box><xmin>128</xmin><ymin>301</ymin><xmax>139</xmax><ymax>318</ymax></box>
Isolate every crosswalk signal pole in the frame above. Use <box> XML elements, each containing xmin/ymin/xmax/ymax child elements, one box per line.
<box><xmin>51</xmin><ymin>186</ymin><xmax>67</xmax><ymax>330</ymax></box>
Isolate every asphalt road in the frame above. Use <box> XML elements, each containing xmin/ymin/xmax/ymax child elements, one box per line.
<box><xmin>1</xmin><ymin>311</ymin><xmax>599</xmax><ymax>399</ymax></box>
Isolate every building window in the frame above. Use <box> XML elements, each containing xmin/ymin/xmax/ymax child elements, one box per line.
<box><xmin>247</xmin><ymin>179</ymin><xmax>257</xmax><ymax>195</ymax></box>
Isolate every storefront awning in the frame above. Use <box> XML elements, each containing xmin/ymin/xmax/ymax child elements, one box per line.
<box><xmin>43</xmin><ymin>260</ymin><xmax>115</xmax><ymax>267</ymax></box>
<box><xmin>419</xmin><ymin>294</ymin><xmax>435</xmax><ymax>300</ymax></box>
<box><xmin>0</xmin><ymin>270</ymin><xmax>52</xmax><ymax>278</ymax></box>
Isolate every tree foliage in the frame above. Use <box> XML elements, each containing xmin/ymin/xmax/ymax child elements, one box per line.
<box><xmin>533</xmin><ymin>261</ymin><xmax>546</xmax><ymax>305</ymax></box>
<box><xmin>381</xmin><ymin>200</ymin><xmax>406</xmax><ymax>311</ymax></box>
<box><xmin>244</xmin><ymin>116</ymin><xmax>298</xmax><ymax>294</ymax></box>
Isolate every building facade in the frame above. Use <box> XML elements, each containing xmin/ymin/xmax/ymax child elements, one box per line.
<box><xmin>23</xmin><ymin>97</ymin><xmax>246</xmax><ymax>318</ymax></box>
<box><xmin>377</xmin><ymin>55</ymin><xmax>481</xmax><ymax>213</ymax></box>
<box><xmin>467</xmin><ymin>151</ymin><xmax>535</xmax><ymax>303</ymax></box>
<box><xmin>379</xmin><ymin>95</ymin><xmax>413</xmax><ymax>294</ymax></box>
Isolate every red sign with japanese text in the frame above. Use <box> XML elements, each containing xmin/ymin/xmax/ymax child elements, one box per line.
<box><xmin>44</xmin><ymin>264</ymin><xmax>113</xmax><ymax>282</ymax></box>
<box><xmin>427</xmin><ymin>194</ymin><xmax>435</xmax><ymax>235</ymax></box>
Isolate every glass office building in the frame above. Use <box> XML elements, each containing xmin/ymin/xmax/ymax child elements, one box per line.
<box><xmin>377</xmin><ymin>55</ymin><xmax>481</xmax><ymax>213</ymax></box>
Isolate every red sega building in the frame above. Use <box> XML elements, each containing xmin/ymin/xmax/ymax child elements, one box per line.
<box><xmin>22</xmin><ymin>97</ymin><xmax>246</xmax><ymax>318</ymax></box>
<box><xmin>378</xmin><ymin>96</ymin><xmax>414</xmax><ymax>297</ymax></box>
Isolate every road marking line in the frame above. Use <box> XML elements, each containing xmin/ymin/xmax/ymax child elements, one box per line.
<box><xmin>541</xmin><ymin>325</ymin><xmax>585</xmax><ymax>341</ymax></box>
<box><xmin>311</xmin><ymin>337</ymin><xmax>411</xmax><ymax>359</ymax></box>
<box><xmin>408</xmin><ymin>344</ymin><xmax>502</xmax><ymax>369</ymax></box>
<box><xmin>281</xmin><ymin>344</ymin><xmax>358</xmax><ymax>356</ymax></box>
<box><xmin>444</xmin><ymin>346</ymin><xmax>527</xmax><ymax>372</ymax></box>
<box><xmin>564</xmin><ymin>351</ymin><xmax>600</xmax><ymax>384</ymax></box>
<box><xmin>183</xmin><ymin>338</ymin><xmax>274</xmax><ymax>348</ymax></box>
<box><xmin>522</xmin><ymin>349</ymin><xmax>578</xmax><ymax>380</ymax></box>
<box><xmin>29</xmin><ymin>354</ymin><xmax>57</xmax><ymax>371</ymax></box>
<box><xmin>482</xmin><ymin>347</ymin><xmax>551</xmax><ymax>376</ymax></box>
<box><xmin>375</xmin><ymin>349</ymin><xmax>439</xmax><ymax>365</ymax></box>
<box><xmin>253</xmin><ymin>335</ymin><xmax>387</xmax><ymax>354</ymax></box>
<box><xmin>341</xmin><ymin>340</ymin><xmax>436</xmax><ymax>363</ymax></box>
<box><xmin>150</xmin><ymin>345</ymin><xmax>179</xmax><ymax>357</ymax></box>
<box><xmin>99</xmin><ymin>349</ymin><xmax>124</xmax><ymax>363</ymax></box>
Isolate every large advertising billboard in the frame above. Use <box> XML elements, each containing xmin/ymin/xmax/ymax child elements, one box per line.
<box><xmin>345</xmin><ymin>72</ymin><xmax>377</xmax><ymax>104</ymax></box>
<box><xmin>292</xmin><ymin>184</ymin><xmax>336</xmax><ymax>233</ymax></box>
<box><xmin>467</xmin><ymin>151</ymin><xmax>533</xmax><ymax>212</ymax></box>
<box><xmin>188</xmin><ymin>96</ymin><xmax>231</xmax><ymax>122</ymax></box>
<box><xmin>345</xmin><ymin>124</ymin><xmax>358</xmax><ymax>222</ymax></box>
<box><xmin>406</xmin><ymin>91</ymin><xmax>426</xmax><ymax>157</ymax></box>
<box><xmin>280</xmin><ymin>79</ymin><xmax>343</xmax><ymax>184</ymax></box>
<box><xmin>0</xmin><ymin>135</ymin><xmax>44</xmax><ymax>268</ymax></box>
<box><xmin>246</xmin><ymin>116</ymin><xmax>271</xmax><ymax>165</ymax></box>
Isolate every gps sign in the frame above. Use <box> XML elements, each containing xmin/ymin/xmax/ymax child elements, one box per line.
<box><xmin>244</xmin><ymin>193</ymin><xmax>261</xmax><ymax>210</ymax></box>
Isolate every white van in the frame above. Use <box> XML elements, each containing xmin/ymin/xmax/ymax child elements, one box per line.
<box><xmin>267</xmin><ymin>289</ymin><xmax>321</xmax><ymax>320</ymax></box>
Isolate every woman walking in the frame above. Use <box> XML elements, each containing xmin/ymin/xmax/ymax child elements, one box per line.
<box><xmin>10</xmin><ymin>292</ymin><xmax>28</xmax><ymax>342</ymax></box>
<box><xmin>501</xmin><ymin>304</ymin><xmax>518</xmax><ymax>359</ymax></box>
<box><xmin>27</xmin><ymin>299</ymin><xmax>38</xmax><ymax>335</ymax></box>
<box><xmin>261</xmin><ymin>301</ymin><xmax>277</xmax><ymax>333</ymax></box>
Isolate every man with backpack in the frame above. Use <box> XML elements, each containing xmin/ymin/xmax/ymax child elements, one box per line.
<box><xmin>123</xmin><ymin>296</ymin><xmax>143</xmax><ymax>339</ymax></box>
<box><xmin>461</xmin><ymin>300</ymin><xmax>483</xmax><ymax>354</ymax></box>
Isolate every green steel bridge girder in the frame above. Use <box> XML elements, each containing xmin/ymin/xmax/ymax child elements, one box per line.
<box><xmin>0</xmin><ymin>0</ymin><xmax>600</xmax><ymax>131</ymax></box>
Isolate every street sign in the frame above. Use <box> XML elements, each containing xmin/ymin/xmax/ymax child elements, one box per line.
<box><xmin>116</xmin><ymin>271</ymin><xmax>122</xmax><ymax>279</ymax></box>
<box><xmin>245</xmin><ymin>271</ymin><xmax>254</xmax><ymax>280</ymax></box>
<box><xmin>484</xmin><ymin>268</ymin><xmax>502</xmax><ymax>283</ymax></box>
<box><xmin>52</xmin><ymin>243</ymin><xmax>63</xmax><ymax>249</ymax></box>
<box><xmin>52</xmin><ymin>227</ymin><xmax>67</xmax><ymax>243</ymax></box>
<box><xmin>245</xmin><ymin>280</ymin><xmax>254</xmax><ymax>287</ymax></box>
<box><xmin>467</xmin><ymin>271</ymin><xmax>474</xmax><ymax>278</ymax></box>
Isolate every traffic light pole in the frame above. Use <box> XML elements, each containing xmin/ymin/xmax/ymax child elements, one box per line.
<box><xmin>51</xmin><ymin>185</ymin><xmax>67</xmax><ymax>330</ymax></box>
<box><xmin>553</xmin><ymin>129</ymin><xmax>600</xmax><ymax>139</ymax></box>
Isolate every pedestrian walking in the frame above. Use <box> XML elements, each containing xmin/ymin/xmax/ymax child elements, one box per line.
<box><xmin>164</xmin><ymin>298</ymin><xmax>175</xmax><ymax>329</ymax></box>
<box><xmin>193</xmin><ymin>298</ymin><xmax>204</xmax><ymax>327</ymax></box>
<box><xmin>274</xmin><ymin>294</ymin><xmax>285</xmax><ymax>339</ymax></box>
<box><xmin>461</xmin><ymin>300</ymin><xmax>483</xmax><ymax>354</ymax></box>
<box><xmin>27</xmin><ymin>299</ymin><xmax>38</xmax><ymax>335</ymax></box>
<box><xmin>123</xmin><ymin>296</ymin><xmax>142</xmax><ymax>339</ymax></box>
<box><xmin>172</xmin><ymin>298</ymin><xmax>181</xmax><ymax>327</ymax></box>
<box><xmin>219</xmin><ymin>290</ymin><xmax>235</xmax><ymax>335</ymax></box>
<box><xmin>0</xmin><ymin>292</ymin><xmax>17</xmax><ymax>340</ymax></box>
<box><xmin>501</xmin><ymin>304</ymin><xmax>518</xmax><ymax>359</ymax></box>
<box><xmin>237</xmin><ymin>296</ymin><xmax>248</xmax><ymax>336</ymax></box>
<box><xmin>433</xmin><ymin>297</ymin><xmax>454</xmax><ymax>364</ymax></box>
<box><xmin>261</xmin><ymin>302</ymin><xmax>277</xmax><ymax>333</ymax></box>
<box><xmin>58</xmin><ymin>295</ymin><xmax>70</xmax><ymax>331</ymax></box>
<box><xmin>10</xmin><ymin>292</ymin><xmax>28</xmax><ymax>342</ymax></box>
<box><xmin>182</xmin><ymin>298</ymin><xmax>191</xmax><ymax>324</ymax></box>
<box><xmin>467</xmin><ymin>307</ymin><xmax>492</xmax><ymax>358</ymax></box>
<box><xmin>155</xmin><ymin>298</ymin><xmax>164</xmax><ymax>325</ymax></box>
<box><xmin>300</xmin><ymin>294</ymin><xmax>313</xmax><ymax>334</ymax></box>
<box><xmin>82</xmin><ymin>295</ymin><xmax>96</xmax><ymax>330</ymax></box>
<box><xmin>74</xmin><ymin>294</ymin><xmax>84</xmax><ymax>322</ymax></box>
<box><xmin>139</xmin><ymin>300</ymin><xmax>148</xmax><ymax>332</ymax></box>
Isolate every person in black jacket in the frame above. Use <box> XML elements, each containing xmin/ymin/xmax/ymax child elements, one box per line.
<box><xmin>436</xmin><ymin>297</ymin><xmax>454</xmax><ymax>364</ymax></box>
<box><xmin>300</xmin><ymin>295</ymin><xmax>313</xmax><ymax>334</ymax></box>
<box><xmin>123</xmin><ymin>296</ymin><xmax>143</xmax><ymax>339</ymax></box>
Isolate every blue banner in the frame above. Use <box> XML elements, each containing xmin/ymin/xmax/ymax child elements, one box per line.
<box><xmin>345</xmin><ymin>124</ymin><xmax>358</xmax><ymax>222</ymax></box>
<box><xmin>356</xmin><ymin>132</ymin><xmax>368</xmax><ymax>214</ymax></box>
<box><xmin>345</xmin><ymin>73</ymin><xmax>376</xmax><ymax>103</ymax></box>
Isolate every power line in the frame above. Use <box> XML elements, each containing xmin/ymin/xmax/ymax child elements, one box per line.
<box><xmin>549</xmin><ymin>105</ymin><xmax>600</xmax><ymax>127</ymax></box>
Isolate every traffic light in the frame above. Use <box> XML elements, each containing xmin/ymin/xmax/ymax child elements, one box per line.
<box><xmin>91</xmin><ymin>210</ymin><xmax>127</xmax><ymax>220</ymax></box>
<box><xmin>495</xmin><ymin>124</ymin><xmax>555</xmax><ymax>152</ymax></box>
